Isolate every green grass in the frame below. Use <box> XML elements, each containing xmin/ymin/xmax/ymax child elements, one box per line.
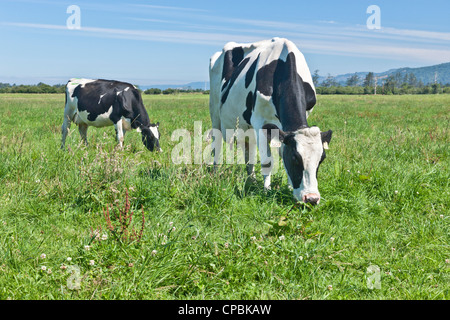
<box><xmin>0</xmin><ymin>93</ymin><xmax>448</xmax><ymax>300</ymax></box>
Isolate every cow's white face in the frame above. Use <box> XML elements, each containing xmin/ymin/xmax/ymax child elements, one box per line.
<box><xmin>284</xmin><ymin>127</ymin><xmax>324</xmax><ymax>203</ymax></box>
<box><xmin>141</xmin><ymin>122</ymin><xmax>162</xmax><ymax>152</ymax></box>
<box><xmin>264</xmin><ymin>124</ymin><xmax>332</xmax><ymax>205</ymax></box>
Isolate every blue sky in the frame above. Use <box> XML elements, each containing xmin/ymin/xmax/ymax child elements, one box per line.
<box><xmin>0</xmin><ymin>0</ymin><xmax>449</xmax><ymax>85</ymax></box>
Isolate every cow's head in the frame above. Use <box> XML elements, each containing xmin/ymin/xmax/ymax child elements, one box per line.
<box><xmin>141</xmin><ymin>122</ymin><xmax>162</xmax><ymax>152</ymax></box>
<box><xmin>263</xmin><ymin>124</ymin><xmax>332</xmax><ymax>205</ymax></box>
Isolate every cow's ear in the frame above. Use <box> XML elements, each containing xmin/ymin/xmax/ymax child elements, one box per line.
<box><xmin>321</xmin><ymin>130</ymin><xmax>333</xmax><ymax>150</ymax></box>
<box><xmin>156</xmin><ymin>122</ymin><xmax>160</xmax><ymax>127</ymax></box>
<box><xmin>262</xmin><ymin>123</ymin><xmax>287</xmax><ymax>146</ymax></box>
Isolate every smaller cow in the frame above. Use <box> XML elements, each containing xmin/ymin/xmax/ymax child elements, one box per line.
<box><xmin>61</xmin><ymin>78</ymin><xmax>161</xmax><ymax>152</ymax></box>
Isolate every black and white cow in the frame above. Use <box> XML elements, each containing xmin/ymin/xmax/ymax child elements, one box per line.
<box><xmin>209</xmin><ymin>38</ymin><xmax>332</xmax><ymax>204</ymax></box>
<box><xmin>61</xmin><ymin>78</ymin><xmax>161</xmax><ymax>152</ymax></box>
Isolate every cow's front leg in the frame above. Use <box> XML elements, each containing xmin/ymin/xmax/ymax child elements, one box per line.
<box><xmin>114</xmin><ymin>126</ymin><xmax>126</xmax><ymax>142</ymax></box>
<box><xmin>210</xmin><ymin>128</ymin><xmax>223</xmax><ymax>170</ymax></box>
<box><xmin>114</xmin><ymin>120</ymin><xmax>124</xmax><ymax>148</ymax></box>
<box><xmin>78</xmin><ymin>123</ymin><xmax>89</xmax><ymax>146</ymax></box>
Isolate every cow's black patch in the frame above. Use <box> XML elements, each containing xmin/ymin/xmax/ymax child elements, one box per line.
<box><xmin>256</xmin><ymin>52</ymin><xmax>316</xmax><ymax>131</ymax></box>
<box><xmin>282</xmin><ymin>141</ymin><xmax>304</xmax><ymax>189</ymax></box>
<box><xmin>303</xmin><ymin>82</ymin><xmax>316</xmax><ymax>112</ymax></box>
<box><xmin>222</xmin><ymin>47</ymin><xmax>245</xmax><ymax>88</ymax></box>
<box><xmin>245</xmin><ymin>54</ymin><xmax>259</xmax><ymax>89</ymax></box>
<box><xmin>73</xmin><ymin>80</ymin><xmax>150</xmax><ymax>128</ymax></box>
<box><xmin>221</xmin><ymin>57</ymin><xmax>250</xmax><ymax>104</ymax></box>
<box><xmin>243</xmin><ymin>91</ymin><xmax>254</xmax><ymax>125</ymax></box>
<box><xmin>316</xmin><ymin>129</ymin><xmax>332</xmax><ymax>176</ymax></box>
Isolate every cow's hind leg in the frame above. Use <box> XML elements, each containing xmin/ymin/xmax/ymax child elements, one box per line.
<box><xmin>78</xmin><ymin>123</ymin><xmax>89</xmax><ymax>146</ymax></box>
<box><xmin>61</xmin><ymin>115</ymin><xmax>71</xmax><ymax>149</ymax></box>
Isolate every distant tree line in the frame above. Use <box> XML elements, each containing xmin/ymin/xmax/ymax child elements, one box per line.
<box><xmin>0</xmin><ymin>83</ymin><xmax>211</xmax><ymax>95</ymax></box>
<box><xmin>0</xmin><ymin>82</ymin><xmax>66</xmax><ymax>93</ymax></box>
<box><xmin>144</xmin><ymin>88</ymin><xmax>209</xmax><ymax>95</ymax></box>
<box><xmin>312</xmin><ymin>70</ymin><xmax>450</xmax><ymax>94</ymax></box>
<box><xmin>2</xmin><ymin>73</ymin><xmax>449</xmax><ymax>95</ymax></box>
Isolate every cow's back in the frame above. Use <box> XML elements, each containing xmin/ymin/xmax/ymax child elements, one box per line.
<box><xmin>209</xmin><ymin>38</ymin><xmax>316</xmax><ymax>132</ymax></box>
<box><xmin>64</xmin><ymin>78</ymin><xmax>146</xmax><ymax>128</ymax></box>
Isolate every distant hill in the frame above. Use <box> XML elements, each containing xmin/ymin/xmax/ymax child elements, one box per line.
<box><xmin>320</xmin><ymin>62</ymin><xmax>450</xmax><ymax>86</ymax></box>
<box><xmin>138</xmin><ymin>62</ymin><xmax>450</xmax><ymax>90</ymax></box>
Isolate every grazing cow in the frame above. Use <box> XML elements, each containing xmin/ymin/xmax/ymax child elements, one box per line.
<box><xmin>209</xmin><ymin>38</ymin><xmax>332</xmax><ymax>204</ymax></box>
<box><xmin>61</xmin><ymin>78</ymin><xmax>161</xmax><ymax>152</ymax></box>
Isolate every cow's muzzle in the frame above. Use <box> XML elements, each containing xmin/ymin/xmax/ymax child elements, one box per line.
<box><xmin>302</xmin><ymin>193</ymin><xmax>320</xmax><ymax>205</ymax></box>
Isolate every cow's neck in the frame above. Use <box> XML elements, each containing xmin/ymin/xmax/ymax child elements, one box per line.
<box><xmin>278</xmin><ymin>96</ymin><xmax>308</xmax><ymax>132</ymax></box>
<box><xmin>272</xmin><ymin>53</ymin><xmax>310</xmax><ymax>132</ymax></box>
<box><xmin>274</xmin><ymin>77</ymin><xmax>309</xmax><ymax>132</ymax></box>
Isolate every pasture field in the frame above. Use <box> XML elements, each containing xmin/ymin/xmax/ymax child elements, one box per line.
<box><xmin>0</xmin><ymin>93</ymin><xmax>448</xmax><ymax>300</ymax></box>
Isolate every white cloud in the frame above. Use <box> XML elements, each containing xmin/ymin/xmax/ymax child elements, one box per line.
<box><xmin>131</xmin><ymin>4</ymin><xmax>208</xmax><ymax>12</ymax></box>
<box><xmin>2</xmin><ymin>19</ymin><xmax>449</xmax><ymax>65</ymax></box>
<box><xmin>1</xmin><ymin>22</ymin><xmax>261</xmax><ymax>46</ymax></box>
<box><xmin>379</xmin><ymin>27</ymin><xmax>450</xmax><ymax>42</ymax></box>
